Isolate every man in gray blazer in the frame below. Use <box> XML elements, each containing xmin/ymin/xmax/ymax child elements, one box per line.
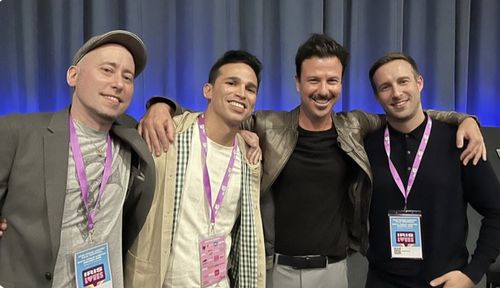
<box><xmin>0</xmin><ymin>30</ymin><xmax>155</xmax><ymax>288</ymax></box>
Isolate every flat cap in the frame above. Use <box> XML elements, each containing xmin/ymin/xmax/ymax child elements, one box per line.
<box><xmin>72</xmin><ymin>30</ymin><xmax>147</xmax><ymax>78</ymax></box>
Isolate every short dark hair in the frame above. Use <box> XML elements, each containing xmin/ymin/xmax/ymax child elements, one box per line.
<box><xmin>295</xmin><ymin>33</ymin><xmax>349</xmax><ymax>78</ymax></box>
<box><xmin>208</xmin><ymin>50</ymin><xmax>262</xmax><ymax>87</ymax></box>
<box><xmin>369</xmin><ymin>52</ymin><xmax>421</xmax><ymax>93</ymax></box>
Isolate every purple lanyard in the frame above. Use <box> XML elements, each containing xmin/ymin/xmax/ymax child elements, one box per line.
<box><xmin>197</xmin><ymin>114</ymin><xmax>238</xmax><ymax>228</ymax></box>
<box><xmin>384</xmin><ymin>117</ymin><xmax>432</xmax><ymax>209</ymax></box>
<box><xmin>69</xmin><ymin>116</ymin><xmax>113</xmax><ymax>232</ymax></box>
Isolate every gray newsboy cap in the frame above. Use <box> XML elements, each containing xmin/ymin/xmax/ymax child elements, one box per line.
<box><xmin>72</xmin><ymin>30</ymin><xmax>147</xmax><ymax>78</ymax></box>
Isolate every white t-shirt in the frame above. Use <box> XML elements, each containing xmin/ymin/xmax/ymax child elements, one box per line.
<box><xmin>164</xmin><ymin>126</ymin><xmax>242</xmax><ymax>288</ymax></box>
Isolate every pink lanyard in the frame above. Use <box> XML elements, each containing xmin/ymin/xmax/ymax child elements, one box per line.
<box><xmin>197</xmin><ymin>114</ymin><xmax>238</xmax><ymax>230</ymax></box>
<box><xmin>69</xmin><ymin>116</ymin><xmax>113</xmax><ymax>232</ymax></box>
<box><xmin>384</xmin><ymin>117</ymin><xmax>432</xmax><ymax>209</ymax></box>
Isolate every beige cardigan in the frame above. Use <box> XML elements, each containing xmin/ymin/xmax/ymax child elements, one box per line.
<box><xmin>124</xmin><ymin>112</ymin><xmax>266</xmax><ymax>287</ymax></box>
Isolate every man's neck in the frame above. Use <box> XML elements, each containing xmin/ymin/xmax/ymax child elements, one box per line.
<box><xmin>70</xmin><ymin>109</ymin><xmax>112</xmax><ymax>132</ymax></box>
<box><xmin>298</xmin><ymin>107</ymin><xmax>333</xmax><ymax>131</ymax></box>
<box><xmin>387</xmin><ymin>110</ymin><xmax>426</xmax><ymax>134</ymax></box>
<box><xmin>203</xmin><ymin>111</ymin><xmax>238</xmax><ymax>147</ymax></box>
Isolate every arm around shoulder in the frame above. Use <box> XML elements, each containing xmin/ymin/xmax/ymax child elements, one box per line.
<box><xmin>146</xmin><ymin>96</ymin><xmax>188</xmax><ymax>116</ymax></box>
<box><xmin>427</xmin><ymin>110</ymin><xmax>485</xmax><ymax>164</ymax></box>
<box><xmin>343</xmin><ymin>110</ymin><xmax>386</xmax><ymax>138</ymax></box>
<box><xmin>426</xmin><ymin>109</ymin><xmax>478</xmax><ymax>125</ymax></box>
<box><xmin>240</xmin><ymin>114</ymin><xmax>257</xmax><ymax>132</ymax></box>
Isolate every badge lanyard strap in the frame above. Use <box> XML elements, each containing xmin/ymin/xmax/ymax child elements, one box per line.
<box><xmin>384</xmin><ymin>117</ymin><xmax>432</xmax><ymax>210</ymax></box>
<box><xmin>69</xmin><ymin>116</ymin><xmax>113</xmax><ymax>233</ymax></box>
<box><xmin>197</xmin><ymin>114</ymin><xmax>238</xmax><ymax>233</ymax></box>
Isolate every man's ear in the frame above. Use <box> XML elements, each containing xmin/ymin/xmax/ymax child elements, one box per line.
<box><xmin>417</xmin><ymin>75</ymin><xmax>424</xmax><ymax>93</ymax></box>
<box><xmin>67</xmin><ymin>66</ymin><xmax>79</xmax><ymax>87</ymax></box>
<box><xmin>295</xmin><ymin>75</ymin><xmax>300</xmax><ymax>93</ymax></box>
<box><xmin>203</xmin><ymin>83</ymin><xmax>213</xmax><ymax>100</ymax></box>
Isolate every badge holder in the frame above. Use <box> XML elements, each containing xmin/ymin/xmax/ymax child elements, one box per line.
<box><xmin>388</xmin><ymin>210</ymin><xmax>423</xmax><ymax>259</ymax></box>
<box><xmin>74</xmin><ymin>242</ymin><xmax>113</xmax><ymax>288</ymax></box>
<box><xmin>199</xmin><ymin>232</ymin><xmax>227</xmax><ymax>288</ymax></box>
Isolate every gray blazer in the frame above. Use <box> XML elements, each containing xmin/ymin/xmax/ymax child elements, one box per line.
<box><xmin>0</xmin><ymin>108</ymin><xmax>155</xmax><ymax>288</ymax></box>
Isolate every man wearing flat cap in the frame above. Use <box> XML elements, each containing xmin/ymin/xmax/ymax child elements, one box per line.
<box><xmin>0</xmin><ymin>30</ymin><xmax>155</xmax><ymax>288</ymax></box>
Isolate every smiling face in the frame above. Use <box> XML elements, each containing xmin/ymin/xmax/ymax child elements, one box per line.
<box><xmin>296</xmin><ymin>56</ymin><xmax>343</xmax><ymax>131</ymax></box>
<box><xmin>204</xmin><ymin>62</ymin><xmax>258</xmax><ymax>129</ymax></box>
<box><xmin>67</xmin><ymin>43</ymin><xmax>135</xmax><ymax>131</ymax></box>
<box><xmin>372</xmin><ymin>59</ymin><xmax>425</xmax><ymax>131</ymax></box>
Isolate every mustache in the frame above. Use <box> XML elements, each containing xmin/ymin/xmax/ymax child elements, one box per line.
<box><xmin>311</xmin><ymin>93</ymin><xmax>333</xmax><ymax>101</ymax></box>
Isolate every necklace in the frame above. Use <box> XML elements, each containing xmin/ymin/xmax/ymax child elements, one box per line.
<box><xmin>73</xmin><ymin>120</ymin><xmax>108</xmax><ymax>158</ymax></box>
<box><xmin>94</xmin><ymin>142</ymin><xmax>106</xmax><ymax>157</ymax></box>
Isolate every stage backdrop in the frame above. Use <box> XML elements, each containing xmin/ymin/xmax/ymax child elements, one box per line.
<box><xmin>0</xmin><ymin>0</ymin><xmax>499</xmax><ymax>126</ymax></box>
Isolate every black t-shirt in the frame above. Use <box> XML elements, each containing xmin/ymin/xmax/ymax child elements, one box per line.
<box><xmin>273</xmin><ymin>125</ymin><xmax>355</xmax><ymax>257</ymax></box>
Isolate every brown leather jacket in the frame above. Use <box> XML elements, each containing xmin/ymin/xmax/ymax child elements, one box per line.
<box><xmin>242</xmin><ymin>107</ymin><xmax>383</xmax><ymax>266</ymax></box>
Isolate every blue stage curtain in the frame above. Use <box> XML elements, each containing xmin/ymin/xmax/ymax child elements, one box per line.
<box><xmin>0</xmin><ymin>0</ymin><xmax>498</xmax><ymax>126</ymax></box>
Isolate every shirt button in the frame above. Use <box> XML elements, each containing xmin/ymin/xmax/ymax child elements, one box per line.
<box><xmin>407</xmin><ymin>167</ymin><xmax>411</xmax><ymax>171</ymax></box>
<box><xmin>407</xmin><ymin>150</ymin><xmax>411</xmax><ymax>155</ymax></box>
<box><xmin>405</xmin><ymin>134</ymin><xmax>409</xmax><ymax>138</ymax></box>
<box><xmin>45</xmin><ymin>272</ymin><xmax>52</xmax><ymax>280</ymax></box>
